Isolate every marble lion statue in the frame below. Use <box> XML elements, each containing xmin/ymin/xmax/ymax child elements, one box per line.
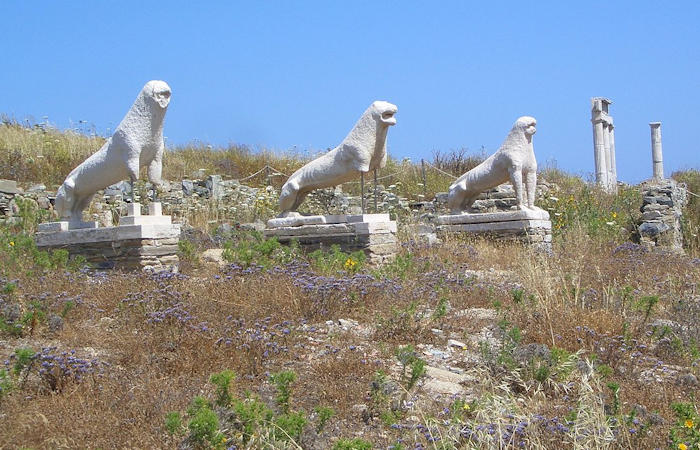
<box><xmin>448</xmin><ymin>116</ymin><xmax>538</xmax><ymax>214</ymax></box>
<box><xmin>55</xmin><ymin>80</ymin><xmax>171</xmax><ymax>222</ymax></box>
<box><xmin>278</xmin><ymin>100</ymin><xmax>398</xmax><ymax>216</ymax></box>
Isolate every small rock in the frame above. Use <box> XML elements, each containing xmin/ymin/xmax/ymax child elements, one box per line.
<box><xmin>182</xmin><ymin>180</ymin><xmax>195</xmax><ymax>196</ymax></box>
<box><xmin>240</xmin><ymin>221</ymin><xmax>265</xmax><ymax>232</ymax></box>
<box><xmin>448</xmin><ymin>339</ymin><xmax>468</xmax><ymax>349</ymax></box>
<box><xmin>338</xmin><ymin>318</ymin><xmax>359</xmax><ymax>329</ymax></box>
<box><xmin>677</xmin><ymin>373</ymin><xmax>698</xmax><ymax>387</ymax></box>
<box><xmin>28</xmin><ymin>183</ymin><xmax>46</xmax><ymax>192</ymax></box>
<box><xmin>639</xmin><ymin>222</ymin><xmax>670</xmax><ymax>236</ymax></box>
<box><xmin>422</xmin><ymin>366</ymin><xmax>473</xmax><ymax>396</ymax></box>
<box><xmin>352</xmin><ymin>403</ymin><xmax>368</xmax><ymax>414</ymax></box>
<box><xmin>99</xmin><ymin>317</ymin><xmax>116</xmax><ymax>329</ymax></box>
<box><xmin>201</xmin><ymin>249</ymin><xmax>226</xmax><ymax>266</ymax></box>
<box><xmin>36</xmin><ymin>196</ymin><xmax>51</xmax><ymax>209</ymax></box>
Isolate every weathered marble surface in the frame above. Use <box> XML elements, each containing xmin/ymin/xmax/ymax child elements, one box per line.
<box><xmin>436</xmin><ymin>208</ymin><xmax>552</xmax><ymax>251</ymax></box>
<box><xmin>35</xmin><ymin>222</ymin><xmax>180</xmax><ymax>247</ymax></box>
<box><xmin>447</xmin><ymin>116</ymin><xmax>538</xmax><ymax>214</ymax></box>
<box><xmin>278</xmin><ymin>101</ymin><xmax>397</xmax><ymax>216</ymax></box>
<box><xmin>264</xmin><ymin>213</ymin><xmax>397</xmax><ymax>264</ymax></box>
<box><xmin>36</xmin><ymin>201</ymin><xmax>180</xmax><ymax>271</ymax></box>
<box><xmin>267</xmin><ymin>213</ymin><xmax>391</xmax><ymax>228</ymax></box>
<box><xmin>436</xmin><ymin>208</ymin><xmax>549</xmax><ymax>225</ymax></box>
<box><xmin>55</xmin><ymin>80</ymin><xmax>171</xmax><ymax>223</ymax></box>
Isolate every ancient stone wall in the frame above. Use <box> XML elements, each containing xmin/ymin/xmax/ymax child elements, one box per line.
<box><xmin>637</xmin><ymin>179</ymin><xmax>687</xmax><ymax>252</ymax></box>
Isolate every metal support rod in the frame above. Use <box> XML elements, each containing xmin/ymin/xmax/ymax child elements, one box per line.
<box><xmin>360</xmin><ymin>172</ymin><xmax>365</xmax><ymax>214</ymax></box>
<box><xmin>421</xmin><ymin>159</ymin><xmax>427</xmax><ymax>200</ymax></box>
<box><xmin>265</xmin><ymin>165</ymin><xmax>271</xmax><ymax>186</ymax></box>
<box><xmin>373</xmin><ymin>169</ymin><xmax>378</xmax><ymax>213</ymax></box>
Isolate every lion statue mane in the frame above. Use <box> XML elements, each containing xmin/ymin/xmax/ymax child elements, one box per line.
<box><xmin>55</xmin><ymin>80</ymin><xmax>171</xmax><ymax>222</ymax></box>
<box><xmin>448</xmin><ymin>116</ymin><xmax>538</xmax><ymax>214</ymax></box>
<box><xmin>278</xmin><ymin>100</ymin><xmax>398</xmax><ymax>216</ymax></box>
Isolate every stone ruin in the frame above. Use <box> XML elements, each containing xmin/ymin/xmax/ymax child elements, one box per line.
<box><xmin>637</xmin><ymin>179</ymin><xmax>687</xmax><ymax>252</ymax></box>
<box><xmin>637</xmin><ymin>122</ymin><xmax>688</xmax><ymax>253</ymax></box>
<box><xmin>591</xmin><ymin>97</ymin><xmax>617</xmax><ymax>193</ymax></box>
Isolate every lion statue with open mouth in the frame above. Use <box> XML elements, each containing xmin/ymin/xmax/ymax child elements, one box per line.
<box><xmin>278</xmin><ymin>100</ymin><xmax>398</xmax><ymax>217</ymax></box>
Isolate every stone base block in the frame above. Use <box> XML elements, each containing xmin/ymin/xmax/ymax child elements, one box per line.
<box><xmin>264</xmin><ymin>213</ymin><xmax>397</xmax><ymax>264</ymax></box>
<box><xmin>436</xmin><ymin>209</ymin><xmax>552</xmax><ymax>251</ymax></box>
<box><xmin>38</xmin><ymin>221</ymin><xmax>98</xmax><ymax>232</ymax></box>
<box><xmin>36</xmin><ymin>222</ymin><xmax>181</xmax><ymax>272</ymax></box>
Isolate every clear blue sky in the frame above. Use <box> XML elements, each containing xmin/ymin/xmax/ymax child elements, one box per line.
<box><xmin>2</xmin><ymin>1</ymin><xmax>698</xmax><ymax>183</ymax></box>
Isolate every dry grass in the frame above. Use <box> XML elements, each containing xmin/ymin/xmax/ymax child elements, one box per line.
<box><xmin>3</xmin><ymin>228</ymin><xmax>698</xmax><ymax>448</ymax></box>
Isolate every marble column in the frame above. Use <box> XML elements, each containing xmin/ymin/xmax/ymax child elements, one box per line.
<box><xmin>608</xmin><ymin>123</ymin><xmax>617</xmax><ymax>191</ymax></box>
<box><xmin>591</xmin><ymin>97</ymin><xmax>613</xmax><ymax>191</ymax></box>
<box><xmin>650</xmin><ymin>122</ymin><xmax>663</xmax><ymax>180</ymax></box>
<box><xmin>603</xmin><ymin>123</ymin><xmax>613</xmax><ymax>190</ymax></box>
<box><xmin>592</xmin><ymin>119</ymin><xmax>608</xmax><ymax>188</ymax></box>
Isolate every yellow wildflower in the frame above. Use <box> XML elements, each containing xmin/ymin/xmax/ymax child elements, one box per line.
<box><xmin>685</xmin><ymin>419</ymin><xmax>693</xmax><ymax>428</ymax></box>
<box><xmin>678</xmin><ymin>443</ymin><xmax>687</xmax><ymax>450</ymax></box>
<box><xmin>9</xmin><ymin>241</ymin><xmax>14</xmax><ymax>247</ymax></box>
<box><xmin>611</xmin><ymin>212</ymin><xmax>618</xmax><ymax>219</ymax></box>
<box><xmin>344</xmin><ymin>258</ymin><xmax>357</xmax><ymax>270</ymax></box>
<box><xmin>462</xmin><ymin>403</ymin><xmax>470</xmax><ymax>411</ymax></box>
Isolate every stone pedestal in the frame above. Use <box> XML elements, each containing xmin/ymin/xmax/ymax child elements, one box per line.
<box><xmin>36</xmin><ymin>203</ymin><xmax>181</xmax><ymax>271</ymax></box>
<box><xmin>436</xmin><ymin>209</ymin><xmax>552</xmax><ymax>251</ymax></box>
<box><xmin>264</xmin><ymin>214</ymin><xmax>398</xmax><ymax>264</ymax></box>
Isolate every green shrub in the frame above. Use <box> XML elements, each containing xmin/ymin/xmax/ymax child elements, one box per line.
<box><xmin>314</xmin><ymin>405</ymin><xmax>335</xmax><ymax>433</ymax></box>
<box><xmin>209</xmin><ymin>370</ymin><xmax>236</xmax><ymax>407</ymax></box>
<box><xmin>274</xmin><ymin>411</ymin><xmax>307</xmax><ymax>442</ymax></box>
<box><xmin>0</xmin><ymin>369</ymin><xmax>13</xmax><ymax>403</ymax></box>
<box><xmin>186</xmin><ymin>396</ymin><xmax>224</xmax><ymax>447</ymax></box>
<box><xmin>177</xmin><ymin>240</ymin><xmax>199</xmax><ymax>263</ymax></box>
<box><xmin>232</xmin><ymin>393</ymin><xmax>274</xmax><ymax>443</ymax></box>
<box><xmin>394</xmin><ymin>345</ymin><xmax>426</xmax><ymax>391</ymax></box>
<box><xmin>333</xmin><ymin>438</ymin><xmax>374</xmax><ymax>449</ymax></box>
<box><xmin>309</xmin><ymin>245</ymin><xmax>366</xmax><ymax>274</ymax></box>
<box><xmin>164</xmin><ymin>411</ymin><xmax>183</xmax><ymax>435</ymax></box>
<box><xmin>270</xmin><ymin>370</ymin><xmax>297</xmax><ymax>414</ymax></box>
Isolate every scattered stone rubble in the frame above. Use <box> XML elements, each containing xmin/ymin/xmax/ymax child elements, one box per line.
<box><xmin>0</xmin><ymin>176</ymin><xmax>547</xmax><ymax>228</ymax></box>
